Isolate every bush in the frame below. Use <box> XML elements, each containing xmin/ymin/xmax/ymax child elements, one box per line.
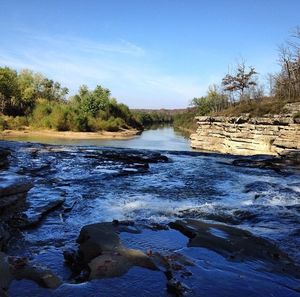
<box><xmin>0</xmin><ymin>116</ymin><xmax>7</xmax><ymax>130</ymax></box>
<box><xmin>173</xmin><ymin>108</ymin><xmax>198</xmax><ymax>131</ymax></box>
<box><xmin>72</xmin><ymin>113</ymin><xmax>90</xmax><ymax>132</ymax></box>
<box><xmin>50</xmin><ymin>106</ymin><xmax>70</xmax><ymax>131</ymax></box>
<box><xmin>293</xmin><ymin>112</ymin><xmax>300</xmax><ymax>120</ymax></box>
<box><xmin>0</xmin><ymin>115</ymin><xmax>28</xmax><ymax>130</ymax></box>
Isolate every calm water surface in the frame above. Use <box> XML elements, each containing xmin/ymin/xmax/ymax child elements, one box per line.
<box><xmin>5</xmin><ymin>126</ymin><xmax>192</xmax><ymax>151</ymax></box>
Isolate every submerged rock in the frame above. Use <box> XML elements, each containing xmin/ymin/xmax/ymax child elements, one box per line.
<box><xmin>0</xmin><ymin>252</ymin><xmax>61</xmax><ymax>295</ymax></box>
<box><xmin>64</xmin><ymin>221</ymin><xmax>157</xmax><ymax>281</ymax></box>
<box><xmin>9</xmin><ymin>188</ymin><xmax>66</xmax><ymax>229</ymax></box>
<box><xmin>169</xmin><ymin>219</ymin><xmax>300</xmax><ymax>278</ymax></box>
<box><xmin>167</xmin><ymin>278</ymin><xmax>189</xmax><ymax>297</ymax></box>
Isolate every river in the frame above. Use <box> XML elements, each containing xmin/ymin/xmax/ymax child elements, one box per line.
<box><xmin>1</xmin><ymin>127</ymin><xmax>300</xmax><ymax>297</ymax></box>
<box><xmin>4</xmin><ymin>126</ymin><xmax>192</xmax><ymax>151</ymax></box>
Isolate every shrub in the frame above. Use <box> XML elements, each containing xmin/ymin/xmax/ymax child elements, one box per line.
<box><xmin>294</xmin><ymin>112</ymin><xmax>300</xmax><ymax>119</ymax></box>
<box><xmin>0</xmin><ymin>116</ymin><xmax>7</xmax><ymax>130</ymax></box>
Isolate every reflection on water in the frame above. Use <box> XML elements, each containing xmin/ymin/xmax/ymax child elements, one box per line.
<box><xmin>5</xmin><ymin>126</ymin><xmax>192</xmax><ymax>151</ymax></box>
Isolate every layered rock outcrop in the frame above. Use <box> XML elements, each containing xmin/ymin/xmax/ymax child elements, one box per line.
<box><xmin>190</xmin><ymin>112</ymin><xmax>300</xmax><ymax>155</ymax></box>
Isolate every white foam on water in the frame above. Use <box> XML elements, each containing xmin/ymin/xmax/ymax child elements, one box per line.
<box><xmin>88</xmin><ymin>193</ymin><xmax>218</xmax><ymax>223</ymax></box>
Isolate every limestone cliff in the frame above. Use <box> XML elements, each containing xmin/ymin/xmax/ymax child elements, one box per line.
<box><xmin>190</xmin><ymin>103</ymin><xmax>300</xmax><ymax>155</ymax></box>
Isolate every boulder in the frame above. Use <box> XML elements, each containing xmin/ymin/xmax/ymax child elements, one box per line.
<box><xmin>65</xmin><ymin>221</ymin><xmax>157</xmax><ymax>281</ymax></box>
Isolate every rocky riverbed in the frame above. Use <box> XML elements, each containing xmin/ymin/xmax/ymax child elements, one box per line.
<box><xmin>0</xmin><ymin>141</ymin><xmax>300</xmax><ymax>296</ymax></box>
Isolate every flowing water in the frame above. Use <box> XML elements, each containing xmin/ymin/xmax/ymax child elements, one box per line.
<box><xmin>2</xmin><ymin>127</ymin><xmax>300</xmax><ymax>297</ymax></box>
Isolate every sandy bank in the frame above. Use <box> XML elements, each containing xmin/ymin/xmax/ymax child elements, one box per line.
<box><xmin>0</xmin><ymin>128</ymin><xmax>141</xmax><ymax>140</ymax></box>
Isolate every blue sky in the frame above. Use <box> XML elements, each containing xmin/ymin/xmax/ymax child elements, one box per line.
<box><xmin>0</xmin><ymin>0</ymin><xmax>299</xmax><ymax>108</ymax></box>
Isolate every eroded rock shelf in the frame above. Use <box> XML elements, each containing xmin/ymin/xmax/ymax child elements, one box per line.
<box><xmin>191</xmin><ymin>113</ymin><xmax>300</xmax><ymax>155</ymax></box>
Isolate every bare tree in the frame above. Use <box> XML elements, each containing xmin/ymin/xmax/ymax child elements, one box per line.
<box><xmin>266</xmin><ymin>73</ymin><xmax>276</xmax><ymax>97</ymax></box>
<box><xmin>275</xmin><ymin>27</ymin><xmax>300</xmax><ymax>100</ymax></box>
<box><xmin>222</xmin><ymin>61</ymin><xmax>258</xmax><ymax>101</ymax></box>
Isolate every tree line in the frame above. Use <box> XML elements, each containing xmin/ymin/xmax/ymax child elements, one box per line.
<box><xmin>0</xmin><ymin>68</ymin><xmax>144</xmax><ymax>131</ymax></box>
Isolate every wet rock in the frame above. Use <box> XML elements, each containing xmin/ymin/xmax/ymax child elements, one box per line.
<box><xmin>167</xmin><ymin>278</ymin><xmax>189</xmax><ymax>297</ymax></box>
<box><xmin>244</xmin><ymin>181</ymin><xmax>300</xmax><ymax>206</ymax></box>
<box><xmin>18</xmin><ymin>163</ymin><xmax>52</xmax><ymax>177</ymax></box>
<box><xmin>152</xmin><ymin>251</ymin><xmax>194</xmax><ymax>284</ymax></box>
<box><xmin>0</xmin><ymin>174</ymin><xmax>33</xmax><ymax>198</ymax></box>
<box><xmin>0</xmin><ymin>252</ymin><xmax>61</xmax><ymax>293</ymax></box>
<box><xmin>0</xmin><ymin>288</ymin><xmax>8</xmax><ymax>297</ymax></box>
<box><xmin>9</xmin><ymin>256</ymin><xmax>62</xmax><ymax>289</ymax></box>
<box><xmin>232</xmin><ymin>150</ymin><xmax>300</xmax><ymax>173</ymax></box>
<box><xmin>0</xmin><ymin>149</ymin><xmax>10</xmax><ymax>170</ymax></box>
<box><xmin>232</xmin><ymin>158</ymin><xmax>283</xmax><ymax>172</ymax></box>
<box><xmin>232</xmin><ymin>210</ymin><xmax>257</xmax><ymax>222</ymax></box>
<box><xmin>146</xmin><ymin>222</ymin><xmax>169</xmax><ymax>231</ymax></box>
<box><xmin>0</xmin><ymin>252</ymin><xmax>13</xmax><ymax>291</ymax></box>
<box><xmin>179</xmin><ymin>207</ymin><xmax>256</xmax><ymax>225</ymax></box>
<box><xmin>169</xmin><ymin>219</ymin><xmax>300</xmax><ymax>278</ymax></box>
<box><xmin>99</xmin><ymin>150</ymin><xmax>169</xmax><ymax>164</ymax></box>
<box><xmin>9</xmin><ymin>188</ymin><xmax>66</xmax><ymax>229</ymax></box>
<box><xmin>65</xmin><ymin>221</ymin><xmax>157</xmax><ymax>281</ymax></box>
<box><xmin>0</xmin><ymin>224</ymin><xmax>10</xmax><ymax>252</ymax></box>
<box><xmin>117</xmin><ymin>163</ymin><xmax>149</xmax><ymax>176</ymax></box>
<box><xmin>0</xmin><ymin>174</ymin><xmax>33</xmax><ymax>216</ymax></box>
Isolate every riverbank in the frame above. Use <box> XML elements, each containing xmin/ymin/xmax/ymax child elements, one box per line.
<box><xmin>0</xmin><ymin>128</ymin><xmax>141</xmax><ymax>140</ymax></box>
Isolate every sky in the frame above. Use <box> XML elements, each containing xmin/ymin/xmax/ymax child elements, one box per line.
<box><xmin>0</xmin><ymin>0</ymin><xmax>299</xmax><ymax>108</ymax></box>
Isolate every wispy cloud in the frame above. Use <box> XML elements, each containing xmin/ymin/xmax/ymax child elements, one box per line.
<box><xmin>0</xmin><ymin>29</ymin><xmax>209</xmax><ymax>108</ymax></box>
<box><xmin>24</xmin><ymin>31</ymin><xmax>146</xmax><ymax>57</ymax></box>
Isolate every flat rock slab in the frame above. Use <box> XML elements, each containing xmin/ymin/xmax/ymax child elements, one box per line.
<box><xmin>10</xmin><ymin>187</ymin><xmax>66</xmax><ymax>229</ymax></box>
<box><xmin>169</xmin><ymin>219</ymin><xmax>300</xmax><ymax>278</ymax></box>
<box><xmin>0</xmin><ymin>174</ymin><xmax>33</xmax><ymax>198</ymax></box>
<box><xmin>0</xmin><ymin>174</ymin><xmax>33</xmax><ymax>215</ymax></box>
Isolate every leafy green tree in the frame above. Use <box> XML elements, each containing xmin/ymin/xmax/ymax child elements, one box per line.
<box><xmin>191</xmin><ymin>96</ymin><xmax>211</xmax><ymax>115</ymax></box>
<box><xmin>74</xmin><ymin>85</ymin><xmax>110</xmax><ymax>117</ymax></box>
<box><xmin>0</xmin><ymin>67</ymin><xmax>21</xmax><ymax>115</ymax></box>
<box><xmin>191</xmin><ymin>85</ymin><xmax>229</xmax><ymax>115</ymax></box>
